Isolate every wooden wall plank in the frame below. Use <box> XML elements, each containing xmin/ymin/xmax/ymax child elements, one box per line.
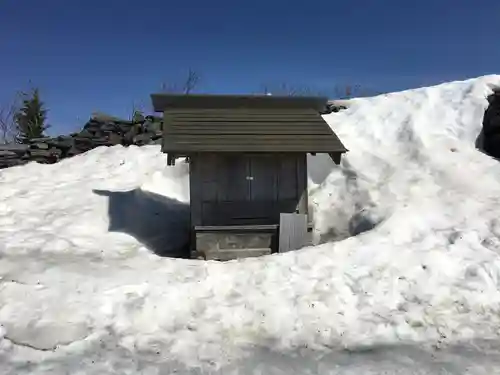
<box><xmin>189</xmin><ymin>154</ymin><xmax>202</xmax><ymax>228</ymax></box>
<box><xmin>296</xmin><ymin>153</ymin><xmax>308</xmax><ymax>214</ymax></box>
<box><xmin>278</xmin><ymin>155</ymin><xmax>298</xmax><ymax>201</ymax></box>
<box><xmin>279</xmin><ymin>213</ymin><xmax>308</xmax><ymax>253</ymax></box>
<box><xmin>160</xmin><ymin>105</ymin><xmax>348</xmax><ymax>155</ymax></box>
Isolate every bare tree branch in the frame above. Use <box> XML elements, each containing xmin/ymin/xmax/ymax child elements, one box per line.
<box><xmin>260</xmin><ymin>81</ymin><xmax>380</xmax><ymax>99</ymax></box>
<box><xmin>332</xmin><ymin>84</ymin><xmax>380</xmax><ymax>99</ymax></box>
<box><xmin>0</xmin><ymin>93</ymin><xmax>21</xmax><ymax>144</ymax></box>
<box><xmin>259</xmin><ymin>82</ymin><xmax>321</xmax><ymax>97</ymax></box>
<box><xmin>183</xmin><ymin>69</ymin><xmax>200</xmax><ymax>94</ymax></box>
<box><xmin>161</xmin><ymin>68</ymin><xmax>201</xmax><ymax>94</ymax></box>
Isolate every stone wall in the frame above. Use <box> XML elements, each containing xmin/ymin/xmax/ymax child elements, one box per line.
<box><xmin>0</xmin><ymin>113</ymin><xmax>163</xmax><ymax>169</ymax></box>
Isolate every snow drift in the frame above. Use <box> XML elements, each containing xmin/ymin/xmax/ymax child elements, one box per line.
<box><xmin>1</xmin><ymin>76</ymin><xmax>500</xmax><ymax>374</ymax></box>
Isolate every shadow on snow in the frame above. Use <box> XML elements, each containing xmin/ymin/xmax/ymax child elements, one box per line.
<box><xmin>93</xmin><ymin>188</ymin><xmax>191</xmax><ymax>258</ymax></box>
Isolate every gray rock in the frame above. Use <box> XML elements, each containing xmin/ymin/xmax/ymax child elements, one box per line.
<box><xmin>133</xmin><ymin>133</ymin><xmax>153</xmax><ymax>145</ymax></box>
<box><xmin>108</xmin><ymin>133</ymin><xmax>122</xmax><ymax>145</ymax></box>
<box><xmin>91</xmin><ymin>112</ymin><xmax>132</xmax><ymax>124</ymax></box>
<box><xmin>29</xmin><ymin>149</ymin><xmax>54</xmax><ymax>157</ymax></box>
<box><xmin>0</xmin><ymin>112</ymin><xmax>166</xmax><ymax>169</ymax></box>
<box><xmin>100</xmin><ymin>123</ymin><xmax>119</xmax><ymax>132</ymax></box>
<box><xmin>0</xmin><ymin>144</ymin><xmax>29</xmax><ymax>152</ymax></box>
<box><xmin>33</xmin><ymin>142</ymin><xmax>49</xmax><ymax>150</ymax></box>
<box><xmin>148</xmin><ymin>138</ymin><xmax>163</xmax><ymax>145</ymax></box>
<box><xmin>143</xmin><ymin>120</ymin><xmax>163</xmax><ymax>133</ymax></box>
<box><xmin>66</xmin><ymin>147</ymin><xmax>80</xmax><ymax>156</ymax></box>
<box><xmin>83</xmin><ymin>122</ymin><xmax>101</xmax><ymax>132</ymax></box>
<box><xmin>78</xmin><ymin>129</ymin><xmax>94</xmax><ymax>138</ymax></box>
<box><xmin>52</xmin><ymin>136</ymin><xmax>74</xmax><ymax>149</ymax></box>
<box><xmin>29</xmin><ymin>137</ymin><xmax>52</xmax><ymax>142</ymax></box>
<box><xmin>0</xmin><ymin>150</ymin><xmax>18</xmax><ymax>157</ymax></box>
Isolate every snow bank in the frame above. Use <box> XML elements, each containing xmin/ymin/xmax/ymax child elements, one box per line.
<box><xmin>1</xmin><ymin>76</ymin><xmax>500</xmax><ymax>374</ymax></box>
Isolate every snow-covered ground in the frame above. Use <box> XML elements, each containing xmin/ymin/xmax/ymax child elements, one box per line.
<box><xmin>1</xmin><ymin>76</ymin><xmax>500</xmax><ymax>374</ymax></box>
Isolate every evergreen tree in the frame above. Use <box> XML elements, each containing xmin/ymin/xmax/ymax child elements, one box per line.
<box><xmin>14</xmin><ymin>88</ymin><xmax>50</xmax><ymax>143</ymax></box>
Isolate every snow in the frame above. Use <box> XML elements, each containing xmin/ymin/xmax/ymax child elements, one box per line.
<box><xmin>1</xmin><ymin>76</ymin><xmax>500</xmax><ymax>374</ymax></box>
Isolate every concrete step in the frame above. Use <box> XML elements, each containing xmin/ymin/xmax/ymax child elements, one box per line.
<box><xmin>205</xmin><ymin>248</ymin><xmax>272</xmax><ymax>261</ymax></box>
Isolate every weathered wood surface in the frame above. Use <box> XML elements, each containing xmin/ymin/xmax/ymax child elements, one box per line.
<box><xmin>151</xmin><ymin>94</ymin><xmax>328</xmax><ymax>111</ymax></box>
<box><xmin>279</xmin><ymin>213</ymin><xmax>308</xmax><ymax>253</ymax></box>
<box><xmin>190</xmin><ymin>153</ymin><xmax>307</xmax><ymax>227</ymax></box>
<box><xmin>159</xmin><ymin>97</ymin><xmax>348</xmax><ymax>154</ymax></box>
<box><xmin>195</xmin><ymin>224</ymin><xmax>278</xmax><ymax>232</ymax></box>
<box><xmin>189</xmin><ymin>154</ymin><xmax>203</xmax><ymax>227</ymax></box>
<box><xmin>164</xmin><ymin>138</ymin><xmax>345</xmax><ymax>153</ymax></box>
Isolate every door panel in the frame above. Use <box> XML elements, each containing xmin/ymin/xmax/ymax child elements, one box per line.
<box><xmin>249</xmin><ymin>155</ymin><xmax>278</xmax><ymax>201</ymax></box>
<box><xmin>199</xmin><ymin>154</ymin><xmax>303</xmax><ymax>226</ymax></box>
<box><xmin>200</xmin><ymin>154</ymin><xmax>218</xmax><ymax>201</ymax></box>
<box><xmin>278</xmin><ymin>155</ymin><xmax>298</xmax><ymax>200</ymax></box>
<box><xmin>218</xmin><ymin>155</ymin><xmax>249</xmax><ymax>201</ymax></box>
<box><xmin>202</xmin><ymin>201</ymin><xmax>274</xmax><ymax>225</ymax></box>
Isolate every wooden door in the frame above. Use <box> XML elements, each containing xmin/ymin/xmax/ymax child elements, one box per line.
<box><xmin>249</xmin><ymin>155</ymin><xmax>278</xmax><ymax>201</ymax></box>
<box><xmin>199</xmin><ymin>153</ymin><xmax>306</xmax><ymax>226</ymax></box>
<box><xmin>219</xmin><ymin>155</ymin><xmax>250</xmax><ymax>201</ymax></box>
<box><xmin>244</xmin><ymin>155</ymin><xmax>278</xmax><ymax>223</ymax></box>
<box><xmin>201</xmin><ymin>154</ymin><xmax>251</xmax><ymax>225</ymax></box>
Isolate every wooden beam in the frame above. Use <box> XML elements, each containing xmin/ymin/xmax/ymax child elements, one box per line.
<box><xmin>167</xmin><ymin>153</ymin><xmax>176</xmax><ymax>166</ymax></box>
<box><xmin>195</xmin><ymin>224</ymin><xmax>279</xmax><ymax>232</ymax></box>
<box><xmin>329</xmin><ymin>152</ymin><xmax>342</xmax><ymax>165</ymax></box>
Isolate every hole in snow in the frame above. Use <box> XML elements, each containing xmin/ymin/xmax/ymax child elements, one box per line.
<box><xmin>317</xmin><ymin>207</ymin><xmax>384</xmax><ymax>244</ymax></box>
<box><xmin>477</xmin><ymin>89</ymin><xmax>500</xmax><ymax>159</ymax></box>
<box><xmin>93</xmin><ymin>188</ymin><xmax>191</xmax><ymax>258</ymax></box>
<box><xmin>348</xmin><ymin>208</ymin><xmax>383</xmax><ymax>236</ymax></box>
<box><xmin>311</xmin><ymin>160</ymin><xmax>386</xmax><ymax>244</ymax></box>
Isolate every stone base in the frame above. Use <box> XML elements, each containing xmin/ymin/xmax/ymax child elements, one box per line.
<box><xmin>194</xmin><ymin>228</ymin><xmax>276</xmax><ymax>261</ymax></box>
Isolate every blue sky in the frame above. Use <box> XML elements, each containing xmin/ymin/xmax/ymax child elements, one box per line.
<box><xmin>1</xmin><ymin>0</ymin><xmax>499</xmax><ymax>134</ymax></box>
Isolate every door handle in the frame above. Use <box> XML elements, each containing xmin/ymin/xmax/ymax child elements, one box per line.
<box><xmin>246</xmin><ymin>176</ymin><xmax>254</xmax><ymax>180</ymax></box>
